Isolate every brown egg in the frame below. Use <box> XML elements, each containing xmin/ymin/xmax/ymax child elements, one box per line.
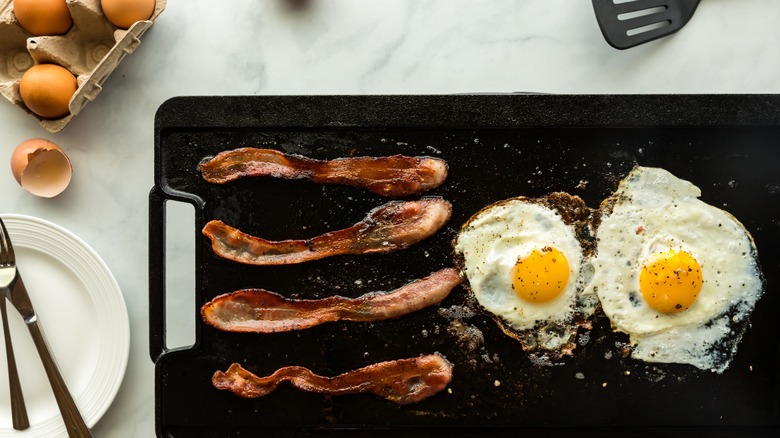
<box><xmin>19</xmin><ymin>64</ymin><xmax>78</xmax><ymax>119</ymax></box>
<box><xmin>10</xmin><ymin>138</ymin><xmax>72</xmax><ymax>198</ymax></box>
<box><xmin>101</xmin><ymin>0</ymin><xmax>156</xmax><ymax>29</ymax></box>
<box><xmin>13</xmin><ymin>0</ymin><xmax>73</xmax><ymax>36</ymax></box>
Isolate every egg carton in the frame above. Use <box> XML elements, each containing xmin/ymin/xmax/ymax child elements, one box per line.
<box><xmin>0</xmin><ymin>0</ymin><xmax>165</xmax><ymax>133</ymax></box>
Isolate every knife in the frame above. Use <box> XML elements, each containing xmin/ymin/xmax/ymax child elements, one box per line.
<box><xmin>7</xmin><ymin>275</ymin><xmax>92</xmax><ymax>438</ymax></box>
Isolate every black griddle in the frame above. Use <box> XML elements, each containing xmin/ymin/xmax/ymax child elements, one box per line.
<box><xmin>150</xmin><ymin>95</ymin><xmax>780</xmax><ymax>437</ymax></box>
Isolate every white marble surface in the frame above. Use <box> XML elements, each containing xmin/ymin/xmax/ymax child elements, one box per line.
<box><xmin>0</xmin><ymin>0</ymin><xmax>779</xmax><ymax>436</ymax></box>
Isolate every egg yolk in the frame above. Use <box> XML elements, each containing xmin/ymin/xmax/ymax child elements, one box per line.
<box><xmin>512</xmin><ymin>246</ymin><xmax>570</xmax><ymax>303</ymax></box>
<box><xmin>639</xmin><ymin>249</ymin><xmax>702</xmax><ymax>313</ymax></box>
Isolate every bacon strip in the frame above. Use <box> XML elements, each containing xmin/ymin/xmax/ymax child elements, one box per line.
<box><xmin>199</xmin><ymin>148</ymin><xmax>448</xmax><ymax>198</ymax></box>
<box><xmin>202</xmin><ymin>198</ymin><xmax>452</xmax><ymax>265</ymax></box>
<box><xmin>202</xmin><ymin>268</ymin><xmax>461</xmax><ymax>333</ymax></box>
<box><xmin>212</xmin><ymin>353</ymin><xmax>453</xmax><ymax>405</ymax></box>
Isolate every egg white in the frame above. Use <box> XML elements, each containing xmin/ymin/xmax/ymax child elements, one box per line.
<box><xmin>587</xmin><ymin>166</ymin><xmax>763</xmax><ymax>372</ymax></box>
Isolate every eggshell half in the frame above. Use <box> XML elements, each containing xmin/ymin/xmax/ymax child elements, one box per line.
<box><xmin>10</xmin><ymin>138</ymin><xmax>72</xmax><ymax>198</ymax></box>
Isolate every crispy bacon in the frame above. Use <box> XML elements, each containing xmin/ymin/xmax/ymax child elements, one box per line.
<box><xmin>202</xmin><ymin>198</ymin><xmax>452</xmax><ymax>265</ymax></box>
<box><xmin>202</xmin><ymin>268</ymin><xmax>461</xmax><ymax>333</ymax></box>
<box><xmin>212</xmin><ymin>353</ymin><xmax>453</xmax><ymax>405</ymax></box>
<box><xmin>199</xmin><ymin>148</ymin><xmax>449</xmax><ymax>198</ymax></box>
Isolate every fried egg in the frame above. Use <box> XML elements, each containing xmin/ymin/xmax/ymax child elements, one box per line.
<box><xmin>587</xmin><ymin>166</ymin><xmax>764</xmax><ymax>373</ymax></box>
<box><xmin>453</xmin><ymin>193</ymin><xmax>598</xmax><ymax>361</ymax></box>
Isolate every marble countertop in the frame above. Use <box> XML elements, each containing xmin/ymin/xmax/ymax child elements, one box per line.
<box><xmin>0</xmin><ymin>0</ymin><xmax>779</xmax><ymax>436</ymax></box>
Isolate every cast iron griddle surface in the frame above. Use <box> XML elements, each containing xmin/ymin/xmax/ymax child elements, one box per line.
<box><xmin>151</xmin><ymin>95</ymin><xmax>780</xmax><ymax>437</ymax></box>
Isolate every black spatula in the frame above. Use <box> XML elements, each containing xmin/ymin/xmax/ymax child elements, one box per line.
<box><xmin>592</xmin><ymin>0</ymin><xmax>701</xmax><ymax>49</ymax></box>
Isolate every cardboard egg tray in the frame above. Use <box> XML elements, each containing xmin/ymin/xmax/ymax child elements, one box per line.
<box><xmin>0</xmin><ymin>0</ymin><xmax>166</xmax><ymax>133</ymax></box>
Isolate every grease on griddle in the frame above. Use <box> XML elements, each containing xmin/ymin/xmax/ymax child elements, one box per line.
<box><xmin>446</xmin><ymin>320</ymin><xmax>484</xmax><ymax>355</ymax></box>
<box><xmin>437</xmin><ymin>304</ymin><xmax>506</xmax><ymax>369</ymax></box>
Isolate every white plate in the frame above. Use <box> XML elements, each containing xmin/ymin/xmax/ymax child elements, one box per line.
<box><xmin>0</xmin><ymin>215</ymin><xmax>129</xmax><ymax>437</ymax></box>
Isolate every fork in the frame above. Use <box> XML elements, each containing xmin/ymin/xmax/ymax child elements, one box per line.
<box><xmin>0</xmin><ymin>219</ymin><xmax>29</xmax><ymax>431</ymax></box>
<box><xmin>0</xmin><ymin>218</ymin><xmax>92</xmax><ymax>438</ymax></box>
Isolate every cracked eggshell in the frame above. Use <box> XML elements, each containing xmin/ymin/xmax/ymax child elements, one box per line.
<box><xmin>10</xmin><ymin>138</ymin><xmax>72</xmax><ymax>198</ymax></box>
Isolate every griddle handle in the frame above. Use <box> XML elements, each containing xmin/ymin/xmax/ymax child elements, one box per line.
<box><xmin>149</xmin><ymin>186</ymin><xmax>206</xmax><ymax>362</ymax></box>
<box><xmin>149</xmin><ymin>186</ymin><xmax>207</xmax><ymax>361</ymax></box>
<box><xmin>149</xmin><ymin>186</ymin><xmax>168</xmax><ymax>361</ymax></box>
